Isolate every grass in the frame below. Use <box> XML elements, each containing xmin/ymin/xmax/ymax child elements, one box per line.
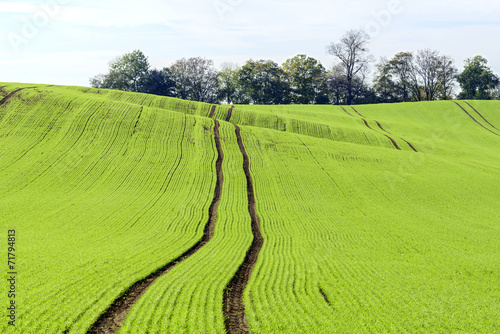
<box><xmin>0</xmin><ymin>83</ymin><xmax>499</xmax><ymax>333</ymax></box>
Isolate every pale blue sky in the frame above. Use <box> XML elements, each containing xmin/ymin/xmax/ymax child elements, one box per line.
<box><xmin>1</xmin><ymin>0</ymin><xmax>499</xmax><ymax>87</ymax></box>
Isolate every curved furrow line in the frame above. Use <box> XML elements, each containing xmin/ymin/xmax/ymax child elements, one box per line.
<box><xmin>362</xmin><ymin>119</ymin><xmax>373</xmax><ymax>130</ymax></box>
<box><xmin>0</xmin><ymin>97</ymin><xmax>78</xmax><ymax>173</ymax></box>
<box><xmin>130</xmin><ymin>107</ymin><xmax>143</xmax><ymax>137</ymax></box>
<box><xmin>384</xmin><ymin>134</ymin><xmax>401</xmax><ymax>150</ymax></box>
<box><xmin>226</xmin><ymin>105</ymin><xmax>234</xmax><ymax>122</ymax></box>
<box><xmin>350</xmin><ymin>106</ymin><xmax>365</xmax><ymax>118</ymax></box>
<box><xmin>375</xmin><ymin>121</ymin><xmax>390</xmax><ymax>134</ymax></box>
<box><xmin>464</xmin><ymin>101</ymin><xmax>500</xmax><ymax>131</ymax></box>
<box><xmin>223</xmin><ymin>124</ymin><xmax>263</xmax><ymax>334</ymax></box>
<box><xmin>340</xmin><ymin>106</ymin><xmax>354</xmax><ymax>117</ymax></box>
<box><xmin>400</xmin><ymin>138</ymin><xmax>418</xmax><ymax>152</ymax></box>
<box><xmin>345</xmin><ymin>105</ymin><xmax>414</xmax><ymax>151</ymax></box>
<box><xmin>319</xmin><ymin>287</ymin><xmax>331</xmax><ymax>307</ymax></box>
<box><xmin>453</xmin><ymin>101</ymin><xmax>499</xmax><ymax>136</ymax></box>
<box><xmin>209</xmin><ymin>105</ymin><xmax>217</xmax><ymax>118</ymax></box>
<box><xmin>0</xmin><ymin>88</ymin><xmax>25</xmax><ymax>107</ymax></box>
<box><xmin>87</xmin><ymin>119</ymin><xmax>224</xmax><ymax>334</ymax></box>
<box><xmin>16</xmin><ymin>101</ymin><xmax>106</xmax><ymax>191</ymax></box>
<box><xmin>361</xmin><ymin>119</ymin><xmax>401</xmax><ymax>150</ymax></box>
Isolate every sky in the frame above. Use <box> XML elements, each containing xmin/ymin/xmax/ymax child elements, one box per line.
<box><xmin>1</xmin><ymin>0</ymin><xmax>499</xmax><ymax>87</ymax></box>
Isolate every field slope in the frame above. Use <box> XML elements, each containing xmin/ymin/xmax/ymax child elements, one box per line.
<box><xmin>1</xmin><ymin>83</ymin><xmax>499</xmax><ymax>333</ymax></box>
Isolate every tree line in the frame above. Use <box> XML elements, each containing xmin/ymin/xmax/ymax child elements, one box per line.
<box><xmin>90</xmin><ymin>30</ymin><xmax>500</xmax><ymax>105</ymax></box>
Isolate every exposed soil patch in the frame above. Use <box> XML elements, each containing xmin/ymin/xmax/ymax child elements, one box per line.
<box><xmin>319</xmin><ymin>287</ymin><xmax>331</xmax><ymax>306</ymax></box>
<box><xmin>400</xmin><ymin>138</ymin><xmax>418</xmax><ymax>152</ymax></box>
<box><xmin>350</xmin><ymin>106</ymin><xmax>365</xmax><ymax>118</ymax></box>
<box><xmin>223</xmin><ymin>124</ymin><xmax>263</xmax><ymax>334</ymax></box>
<box><xmin>384</xmin><ymin>134</ymin><xmax>401</xmax><ymax>150</ymax></box>
<box><xmin>226</xmin><ymin>106</ymin><xmax>234</xmax><ymax>122</ymax></box>
<box><xmin>87</xmin><ymin>120</ymin><xmax>224</xmax><ymax>334</ymax></box>
<box><xmin>453</xmin><ymin>101</ymin><xmax>499</xmax><ymax>136</ymax></box>
<box><xmin>0</xmin><ymin>88</ymin><xmax>25</xmax><ymax>107</ymax></box>
<box><xmin>209</xmin><ymin>105</ymin><xmax>217</xmax><ymax>118</ymax></box>
<box><xmin>464</xmin><ymin>101</ymin><xmax>499</xmax><ymax>131</ymax></box>
<box><xmin>362</xmin><ymin>119</ymin><xmax>373</xmax><ymax>130</ymax></box>
<box><xmin>340</xmin><ymin>106</ymin><xmax>353</xmax><ymax>117</ymax></box>
<box><xmin>375</xmin><ymin>121</ymin><xmax>389</xmax><ymax>133</ymax></box>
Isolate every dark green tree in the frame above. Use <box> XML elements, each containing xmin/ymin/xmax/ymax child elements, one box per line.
<box><xmin>90</xmin><ymin>50</ymin><xmax>151</xmax><ymax>92</ymax></box>
<box><xmin>238</xmin><ymin>59</ymin><xmax>290</xmax><ymax>104</ymax></box>
<box><xmin>282</xmin><ymin>54</ymin><xmax>327</xmax><ymax>104</ymax></box>
<box><xmin>457</xmin><ymin>56</ymin><xmax>499</xmax><ymax>100</ymax></box>
<box><xmin>142</xmin><ymin>68</ymin><xmax>176</xmax><ymax>97</ymax></box>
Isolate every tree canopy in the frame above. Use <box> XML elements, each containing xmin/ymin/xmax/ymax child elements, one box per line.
<box><xmin>457</xmin><ymin>56</ymin><xmax>500</xmax><ymax>100</ymax></box>
<box><xmin>90</xmin><ymin>42</ymin><xmax>499</xmax><ymax>104</ymax></box>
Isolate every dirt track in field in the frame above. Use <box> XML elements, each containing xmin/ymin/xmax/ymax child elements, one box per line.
<box><xmin>362</xmin><ymin>119</ymin><xmax>373</xmax><ymax>130</ymax></box>
<box><xmin>131</xmin><ymin>107</ymin><xmax>143</xmax><ymax>137</ymax></box>
<box><xmin>209</xmin><ymin>105</ymin><xmax>217</xmax><ymax>118</ymax></box>
<box><xmin>340</xmin><ymin>106</ymin><xmax>353</xmax><ymax>117</ymax></box>
<box><xmin>0</xmin><ymin>88</ymin><xmax>26</xmax><ymax>107</ymax></box>
<box><xmin>384</xmin><ymin>134</ymin><xmax>401</xmax><ymax>150</ymax></box>
<box><xmin>453</xmin><ymin>101</ymin><xmax>499</xmax><ymax>136</ymax></box>
<box><xmin>375</xmin><ymin>121</ymin><xmax>389</xmax><ymax>133</ymax></box>
<box><xmin>463</xmin><ymin>101</ymin><xmax>499</xmax><ymax>131</ymax></box>
<box><xmin>350</xmin><ymin>106</ymin><xmax>365</xmax><ymax>118</ymax></box>
<box><xmin>226</xmin><ymin>105</ymin><xmax>234</xmax><ymax>122</ymax></box>
<box><xmin>401</xmin><ymin>138</ymin><xmax>418</xmax><ymax>152</ymax></box>
<box><xmin>319</xmin><ymin>287</ymin><xmax>331</xmax><ymax>306</ymax></box>
<box><xmin>87</xmin><ymin>119</ymin><xmax>224</xmax><ymax>334</ymax></box>
<box><xmin>223</xmin><ymin>124</ymin><xmax>263</xmax><ymax>334</ymax></box>
<box><xmin>348</xmin><ymin>106</ymin><xmax>417</xmax><ymax>152</ymax></box>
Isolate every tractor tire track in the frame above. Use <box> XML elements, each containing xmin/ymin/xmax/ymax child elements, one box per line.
<box><xmin>464</xmin><ymin>101</ymin><xmax>499</xmax><ymax>131</ymax></box>
<box><xmin>130</xmin><ymin>107</ymin><xmax>143</xmax><ymax>137</ymax></box>
<box><xmin>209</xmin><ymin>105</ymin><xmax>217</xmax><ymax>118</ymax></box>
<box><xmin>362</xmin><ymin>119</ymin><xmax>373</xmax><ymax>130</ymax></box>
<box><xmin>226</xmin><ymin>105</ymin><xmax>234</xmax><ymax>122</ymax></box>
<box><xmin>351</xmin><ymin>106</ymin><xmax>416</xmax><ymax>151</ymax></box>
<box><xmin>223</xmin><ymin>124</ymin><xmax>263</xmax><ymax>334</ymax></box>
<box><xmin>319</xmin><ymin>287</ymin><xmax>331</xmax><ymax>307</ymax></box>
<box><xmin>453</xmin><ymin>101</ymin><xmax>499</xmax><ymax>136</ymax></box>
<box><xmin>384</xmin><ymin>134</ymin><xmax>401</xmax><ymax>150</ymax></box>
<box><xmin>375</xmin><ymin>121</ymin><xmax>389</xmax><ymax>133</ymax></box>
<box><xmin>350</xmin><ymin>106</ymin><xmax>365</xmax><ymax>118</ymax></box>
<box><xmin>340</xmin><ymin>106</ymin><xmax>353</xmax><ymax>117</ymax></box>
<box><xmin>400</xmin><ymin>138</ymin><xmax>418</xmax><ymax>152</ymax></box>
<box><xmin>0</xmin><ymin>88</ymin><xmax>25</xmax><ymax>107</ymax></box>
<box><xmin>88</xmin><ymin>119</ymin><xmax>224</xmax><ymax>334</ymax></box>
<box><xmin>362</xmin><ymin>119</ymin><xmax>401</xmax><ymax>150</ymax></box>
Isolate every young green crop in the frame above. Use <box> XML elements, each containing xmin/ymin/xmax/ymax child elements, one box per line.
<box><xmin>0</xmin><ymin>83</ymin><xmax>499</xmax><ymax>333</ymax></box>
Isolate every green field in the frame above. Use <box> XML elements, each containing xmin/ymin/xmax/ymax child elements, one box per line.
<box><xmin>1</xmin><ymin>83</ymin><xmax>499</xmax><ymax>333</ymax></box>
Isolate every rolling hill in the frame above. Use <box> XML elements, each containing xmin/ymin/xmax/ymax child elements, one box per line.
<box><xmin>1</xmin><ymin>83</ymin><xmax>499</xmax><ymax>333</ymax></box>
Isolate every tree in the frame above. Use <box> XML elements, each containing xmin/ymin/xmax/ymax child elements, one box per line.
<box><xmin>238</xmin><ymin>59</ymin><xmax>290</xmax><ymax>104</ymax></box>
<box><xmin>373</xmin><ymin>50</ymin><xmax>458</xmax><ymax>102</ymax></box>
<box><xmin>282</xmin><ymin>54</ymin><xmax>327</xmax><ymax>104</ymax></box>
<box><xmin>389</xmin><ymin>52</ymin><xmax>415</xmax><ymax>101</ymax></box>
<box><xmin>326</xmin><ymin>64</ymin><xmax>348</xmax><ymax>105</ymax></box>
<box><xmin>90</xmin><ymin>50</ymin><xmax>151</xmax><ymax>92</ymax></box>
<box><xmin>169</xmin><ymin>57</ymin><xmax>219</xmax><ymax>103</ymax></box>
<box><xmin>457</xmin><ymin>56</ymin><xmax>500</xmax><ymax>100</ymax></box>
<box><xmin>414</xmin><ymin>49</ymin><xmax>442</xmax><ymax>101</ymax></box>
<box><xmin>217</xmin><ymin>63</ymin><xmax>248</xmax><ymax>104</ymax></box>
<box><xmin>142</xmin><ymin>68</ymin><xmax>176</xmax><ymax>97</ymax></box>
<box><xmin>326</xmin><ymin>29</ymin><xmax>374</xmax><ymax>105</ymax></box>
<box><xmin>436</xmin><ymin>55</ymin><xmax>458</xmax><ymax>100</ymax></box>
<box><xmin>373</xmin><ymin>57</ymin><xmax>398</xmax><ymax>103</ymax></box>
